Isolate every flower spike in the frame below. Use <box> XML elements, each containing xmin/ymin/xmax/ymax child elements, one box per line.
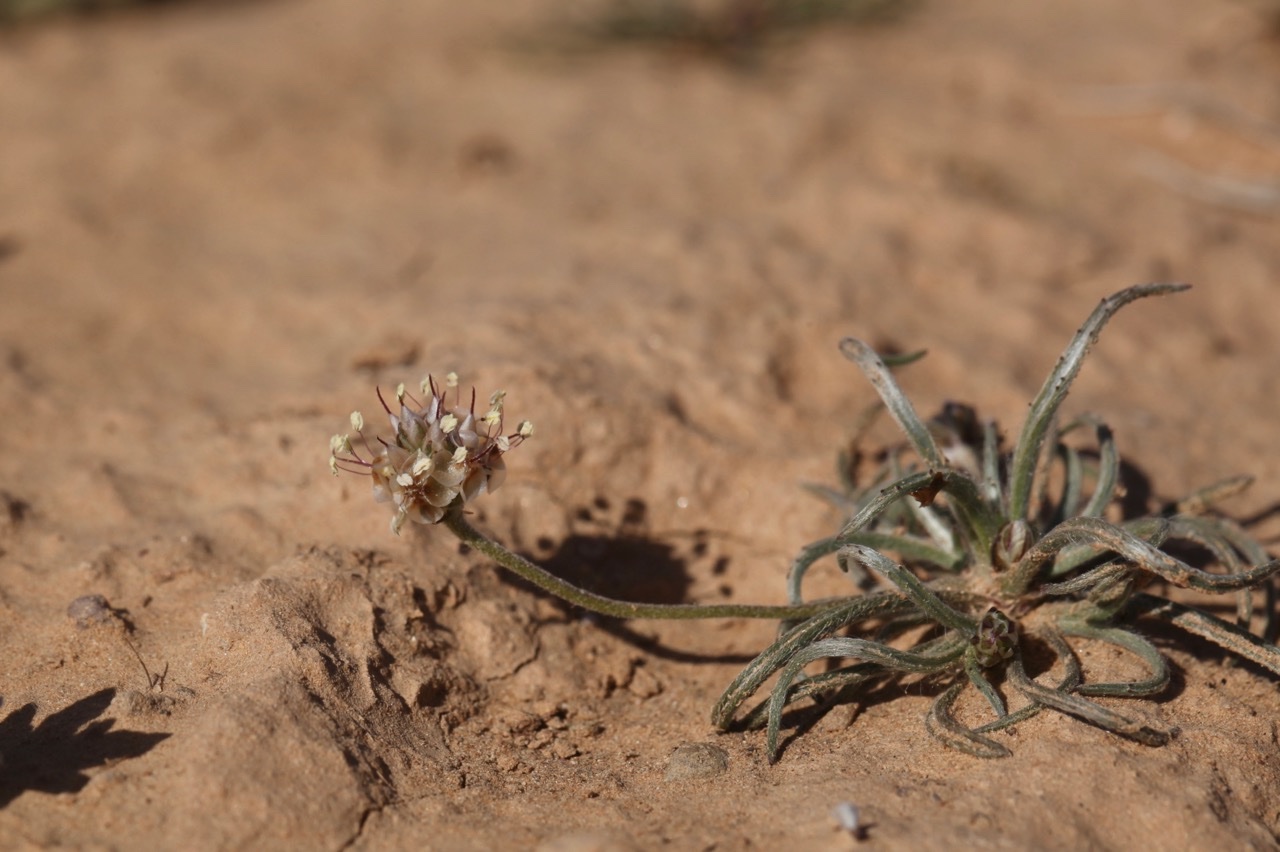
<box><xmin>330</xmin><ymin>374</ymin><xmax>532</xmax><ymax>530</ymax></box>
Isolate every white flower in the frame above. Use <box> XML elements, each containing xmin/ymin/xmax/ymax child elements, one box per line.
<box><xmin>330</xmin><ymin>374</ymin><xmax>532</xmax><ymax>533</ymax></box>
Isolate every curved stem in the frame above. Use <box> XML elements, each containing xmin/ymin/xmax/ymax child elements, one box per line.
<box><xmin>1129</xmin><ymin>593</ymin><xmax>1280</xmax><ymax>676</ymax></box>
<box><xmin>713</xmin><ymin>592</ymin><xmax>929</xmax><ymax>729</ymax></box>
<box><xmin>973</xmin><ymin>629</ymin><xmax>1082</xmax><ymax>734</ymax></box>
<box><xmin>1007</xmin><ymin>283</ymin><xmax>1188</xmax><ymax>521</ymax></box>
<box><xmin>937</xmin><ymin>470</ymin><xmax>1004</xmax><ymax>560</ymax></box>
<box><xmin>1059</xmin><ymin>623</ymin><xmax>1169</xmax><ymax>697</ymax></box>
<box><xmin>839</xmin><ymin>337</ymin><xmax>947</xmax><ymax>470</ymax></box>
<box><xmin>837</xmin><ymin>470</ymin><xmax>938</xmax><ymax>538</ymax></box>
<box><xmin>767</xmin><ymin>633</ymin><xmax>966</xmax><ymax>761</ymax></box>
<box><xmin>926</xmin><ymin>682</ymin><xmax>1011</xmax><ymax>759</ymax></box>
<box><xmin>1040</xmin><ymin>562</ymin><xmax>1131</xmax><ymax>597</ymax></box>
<box><xmin>1055</xmin><ymin>442</ymin><xmax>1085</xmax><ymax>525</ymax></box>
<box><xmin>964</xmin><ymin>648</ymin><xmax>1007</xmax><ymax>718</ymax></box>
<box><xmin>1070</xmin><ymin>415</ymin><xmax>1119</xmax><ymax>519</ymax></box>
<box><xmin>1173</xmin><ymin>474</ymin><xmax>1254</xmax><ymax>516</ymax></box>
<box><xmin>736</xmin><ymin>662</ymin><xmax>882</xmax><ymax>731</ymax></box>
<box><xmin>1004</xmin><ymin>515</ymin><xmax>1280</xmax><ymax>599</ymax></box>
<box><xmin>1008</xmin><ymin>648</ymin><xmax>1169</xmax><ymax>747</ymax></box>
<box><xmin>444</xmin><ymin>507</ymin><xmax>844</xmax><ymax>621</ymax></box>
<box><xmin>842</xmin><ymin>545</ymin><xmax>977</xmax><ymax>631</ymax></box>
<box><xmin>787</xmin><ymin>531</ymin><xmax>959</xmax><ymax>606</ymax></box>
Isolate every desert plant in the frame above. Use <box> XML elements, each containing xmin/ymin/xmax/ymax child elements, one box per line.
<box><xmin>331</xmin><ymin>284</ymin><xmax>1280</xmax><ymax>761</ymax></box>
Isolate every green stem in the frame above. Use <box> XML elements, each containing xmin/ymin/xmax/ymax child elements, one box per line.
<box><xmin>443</xmin><ymin>507</ymin><xmax>847</xmax><ymax>621</ymax></box>
<box><xmin>1007</xmin><ymin>283</ymin><xmax>1188</xmax><ymax>521</ymax></box>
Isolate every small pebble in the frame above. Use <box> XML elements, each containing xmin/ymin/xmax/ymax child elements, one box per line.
<box><xmin>663</xmin><ymin>742</ymin><xmax>729</xmax><ymax>781</ymax></box>
<box><xmin>67</xmin><ymin>594</ymin><xmax>113</xmax><ymax>628</ymax></box>
<box><xmin>831</xmin><ymin>801</ymin><xmax>866</xmax><ymax>840</ymax></box>
<box><xmin>550</xmin><ymin>740</ymin><xmax>580</xmax><ymax>760</ymax></box>
<box><xmin>626</xmin><ymin>667</ymin><xmax>663</xmax><ymax>699</ymax></box>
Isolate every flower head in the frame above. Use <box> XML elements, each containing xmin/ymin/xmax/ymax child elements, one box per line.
<box><xmin>971</xmin><ymin>607</ymin><xmax>1017</xmax><ymax>668</ymax></box>
<box><xmin>330</xmin><ymin>375</ymin><xmax>531</xmax><ymax>533</ymax></box>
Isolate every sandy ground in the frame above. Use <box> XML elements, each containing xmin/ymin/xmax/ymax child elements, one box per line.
<box><xmin>3</xmin><ymin>1</ymin><xmax>1280</xmax><ymax>848</ymax></box>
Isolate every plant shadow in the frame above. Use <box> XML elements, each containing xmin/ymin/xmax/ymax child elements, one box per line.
<box><xmin>492</xmin><ymin>495</ymin><xmax>759</xmax><ymax>664</ymax></box>
<box><xmin>0</xmin><ymin>688</ymin><xmax>169</xmax><ymax>808</ymax></box>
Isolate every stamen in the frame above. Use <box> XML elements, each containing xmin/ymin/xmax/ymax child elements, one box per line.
<box><xmin>411</xmin><ymin>453</ymin><xmax>433</xmax><ymax>476</ymax></box>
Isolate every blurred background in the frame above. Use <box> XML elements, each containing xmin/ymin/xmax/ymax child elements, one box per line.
<box><xmin>2</xmin><ymin>2</ymin><xmax>1280</xmax><ymax>847</ymax></box>
<box><xmin>3</xmin><ymin>0</ymin><xmax>1279</xmax><ymax>544</ymax></box>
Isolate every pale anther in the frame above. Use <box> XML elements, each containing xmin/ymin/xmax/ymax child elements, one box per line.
<box><xmin>411</xmin><ymin>454</ymin><xmax>433</xmax><ymax>476</ymax></box>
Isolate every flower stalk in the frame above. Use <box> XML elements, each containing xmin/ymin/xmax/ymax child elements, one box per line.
<box><xmin>443</xmin><ymin>505</ymin><xmax>854</xmax><ymax>621</ymax></box>
<box><xmin>334</xmin><ymin>374</ymin><xmax>849</xmax><ymax>622</ymax></box>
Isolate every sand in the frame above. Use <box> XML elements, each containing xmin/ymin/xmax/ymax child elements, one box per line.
<box><xmin>2</xmin><ymin>1</ymin><xmax>1280</xmax><ymax>848</ymax></box>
